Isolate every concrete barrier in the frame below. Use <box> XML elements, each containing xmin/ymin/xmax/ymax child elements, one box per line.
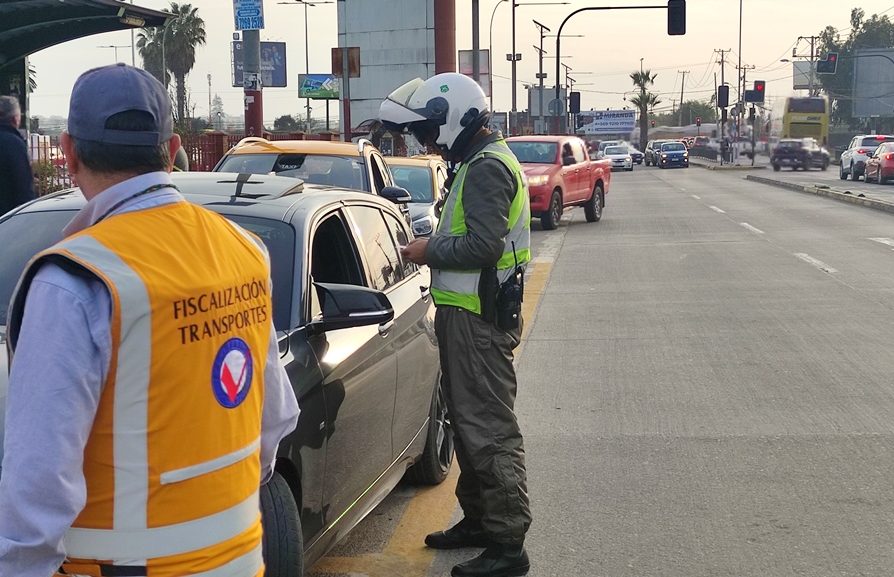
<box><xmin>745</xmin><ymin>174</ymin><xmax>894</xmax><ymax>216</ymax></box>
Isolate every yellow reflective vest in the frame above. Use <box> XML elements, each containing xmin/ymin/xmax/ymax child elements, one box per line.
<box><xmin>9</xmin><ymin>201</ymin><xmax>272</xmax><ymax>577</ymax></box>
<box><xmin>430</xmin><ymin>139</ymin><xmax>532</xmax><ymax>314</ymax></box>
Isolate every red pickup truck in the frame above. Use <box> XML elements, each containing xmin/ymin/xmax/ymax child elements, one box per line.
<box><xmin>506</xmin><ymin>135</ymin><xmax>612</xmax><ymax>230</ymax></box>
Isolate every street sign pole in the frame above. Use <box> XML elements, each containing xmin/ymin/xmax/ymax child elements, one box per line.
<box><xmin>242</xmin><ymin>29</ymin><xmax>263</xmax><ymax>136</ymax></box>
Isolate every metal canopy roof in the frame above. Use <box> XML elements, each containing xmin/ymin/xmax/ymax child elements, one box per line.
<box><xmin>0</xmin><ymin>0</ymin><xmax>170</xmax><ymax>69</ymax></box>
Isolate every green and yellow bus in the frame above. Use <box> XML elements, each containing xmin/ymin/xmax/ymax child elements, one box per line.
<box><xmin>782</xmin><ymin>96</ymin><xmax>829</xmax><ymax>146</ymax></box>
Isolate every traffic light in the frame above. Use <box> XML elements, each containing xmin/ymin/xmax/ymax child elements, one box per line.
<box><xmin>695</xmin><ymin>116</ymin><xmax>701</xmax><ymax>127</ymax></box>
<box><xmin>748</xmin><ymin>106</ymin><xmax>756</xmax><ymax>125</ymax></box>
<box><xmin>667</xmin><ymin>0</ymin><xmax>686</xmax><ymax>35</ymax></box>
<box><xmin>816</xmin><ymin>52</ymin><xmax>839</xmax><ymax>74</ymax></box>
<box><xmin>650</xmin><ymin>119</ymin><xmax>656</xmax><ymax>128</ymax></box>
<box><xmin>569</xmin><ymin>91</ymin><xmax>581</xmax><ymax>114</ymax></box>
<box><xmin>717</xmin><ymin>84</ymin><xmax>729</xmax><ymax>108</ymax></box>
<box><xmin>744</xmin><ymin>81</ymin><xmax>765</xmax><ymax>103</ymax></box>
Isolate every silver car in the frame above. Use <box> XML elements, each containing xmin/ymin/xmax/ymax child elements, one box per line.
<box><xmin>602</xmin><ymin>145</ymin><xmax>634</xmax><ymax>171</ymax></box>
<box><xmin>840</xmin><ymin>134</ymin><xmax>894</xmax><ymax>181</ymax></box>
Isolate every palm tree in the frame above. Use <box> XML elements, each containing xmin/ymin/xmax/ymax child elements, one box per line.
<box><xmin>138</xmin><ymin>3</ymin><xmax>206</xmax><ymax>122</ymax></box>
<box><xmin>630</xmin><ymin>69</ymin><xmax>661</xmax><ymax>148</ymax></box>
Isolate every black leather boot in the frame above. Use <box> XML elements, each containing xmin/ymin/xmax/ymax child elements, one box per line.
<box><xmin>424</xmin><ymin>518</ymin><xmax>495</xmax><ymax>549</ymax></box>
<box><xmin>451</xmin><ymin>543</ymin><xmax>530</xmax><ymax>577</ymax></box>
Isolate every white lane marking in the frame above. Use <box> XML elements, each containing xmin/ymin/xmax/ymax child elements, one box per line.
<box><xmin>794</xmin><ymin>253</ymin><xmax>838</xmax><ymax>274</ymax></box>
<box><xmin>709</xmin><ymin>205</ymin><xmax>726</xmax><ymax>214</ymax></box>
<box><xmin>740</xmin><ymin>222</ymin><xmax>765</xmax><ymax>234</ymax></box>
<box><xmin>869</xmin><ymin>237</ymin><xmax>894</xmax><ymax>249</ymax></box>
<box><xmin>690</xmin><ymin>194</ymin><xmax>701</xmax><ymax>200</ymax></box>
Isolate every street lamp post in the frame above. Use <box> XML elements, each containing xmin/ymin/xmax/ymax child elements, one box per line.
<box><xmin>533</xmin><ymin>19</ymin><xmax>550</xmax><ymax>134</ymax></box>
<box><xmin>489</xmin><ymin>0</ymin><xmax>508</xmax><ymax>117</ymax></box>
<box><xmin>509</xmin><ymin>2</ymin><xmax>569</xmax><ymax>121</ymax></box>
<box><xmin>279</xmin><ymin>1</ymin><xmax>334</xmax><ymax>132</ymax></box>
<box><xmin>98</xmin><ymin>44</ymin><xmax>131</xmax><ymax>63</ymax></box>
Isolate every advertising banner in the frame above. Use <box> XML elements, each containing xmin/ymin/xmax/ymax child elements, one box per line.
<box><xmin>232</xmin><ymin>41</ymin><xmax>287</xmax><ymax>88</ymax></box>
<box><xmin>299</xmin><ymin>74</ymin><xmax>340</xmax><ymax>99</ymax></box>
<box><xmin>233</xmin><ymin>0</ymin><xmax>264</xmax><ymax>30</ymax></box>
<box><xmin>458</xmin><ymin>49</ymin><xmax>491</xmax><ymax>97</ymax></box>
<box><xmin>576</xmin><ymin>110</ymin><xmax>636</xmax><ymax>134</ymax></box>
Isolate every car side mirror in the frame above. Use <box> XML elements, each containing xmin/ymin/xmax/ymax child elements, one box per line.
<box><xmin>562</xmin><ymin>155</ymin><xmax>575</xmax><ymax>166</ymax></box>
<box><xmin>380</xmin><ymin>186</ymin><xmax>413</xmax><ymax>204</ymax></box>
<box><xmin>312</xmin><ymin>282</ymin><xmax>394</xmax><ymax>332</ymax></box>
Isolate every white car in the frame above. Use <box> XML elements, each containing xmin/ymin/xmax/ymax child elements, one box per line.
<box><xmin>603</xmin><ymin>145</ymin><xmax>633</xmax><ymax>171</ymax></box>
<box><xmin>840</xmin><ymin>134</ymin><xmax>894</xmax><ymax>181</ymax></box>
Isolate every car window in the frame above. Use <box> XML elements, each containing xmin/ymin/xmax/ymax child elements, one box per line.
<box><xmin>383</xmin><ymin>212</ymin><xmax>416</xmax><ymax>278</ymax></box>
<box><xmin>861</xmin><ymin>136</ymin><xmax>894</xmax><ymax>148</ymax></box>
<box><xmin>605</xmin><ymin>146</ymin><xmax>627</xmax><ymax>155</ymax></box>
<box><xmin>368</xmin><ymin>154</ymin><xmax>390</xmax><ymax>194</ymax></box>
<box><xmin>435</xmin><ymin>166</ymin><xmax>447</xmax><ymax>199</ymax></box>
<box><xmin>572</xmin><ymin>141</ymin><xmax>586</xmax><ymax>163</ymax></box>
<box><xmin>347</xmin><ymin>206</ymin><xmax>404</xmax><ymax>291</ymax></box>
<box><xmin>661</xmin><ymin>143</ymin><xmax>686</xmax><ymax>152</ymax></box>
<box><xmin>217</xmin><ymin>153</ymin><xmax>368</xmax><ymax>191</ymax></box>
<box><xmin>0</xmin><ymin>210</ymin><xmax>73</xmax><ymax>326</ymax></box>
<box><xmin>309</xmin><ymin>211</ymin><xmax>365</xmax><ymax>322</ymax></box>
<box><xmin>506</xmin><ymin>141</ymin><xmax>557</xmax><ymax>164</ymax></box>
<box><xmin>223</xmin><ymin>215</ymin><xmax>296</xmax><ymax>330</ymax></box>
<box><xmin>391</xmin><ymin>166</ymin><xmax>434</xmax><ymax>203</ymax></box>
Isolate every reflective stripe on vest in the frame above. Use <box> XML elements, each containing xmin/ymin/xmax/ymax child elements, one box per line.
<box><xmin>431</xmin><ymin>140</ymin><xmax>532</xmax><ymax>313</ymax></box>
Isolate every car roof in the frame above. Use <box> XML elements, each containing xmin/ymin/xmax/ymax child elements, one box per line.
<box><xmin>12</xmin><ymin>172</ymin><xmax>387</xmax><ymax>222</ymax></box>
<box><xmin>225</xmin><ymin>137</ymin><xmax>375</xmax><ymax>157</ymax></box>
<box><xmin>386</xmin><ymin>155</ymin><xmax>445</xmax><ymax>168</ymax></box>
<box><xmin>506</xmin><ymin>135</ymin><xmax>578</xmax><ymax>143</ymax></box>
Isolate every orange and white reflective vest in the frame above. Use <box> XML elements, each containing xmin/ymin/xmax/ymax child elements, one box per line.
<box><xmin>8</xmin><ymin>201</ymin><xmax>272</xmax><ymax>577</ymax></box>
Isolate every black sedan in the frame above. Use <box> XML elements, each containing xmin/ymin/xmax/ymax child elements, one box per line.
<box><xmin>628</xmin><ymin>146</ymin><xmax>644</xmax><ymax>165</ymax></box>
<box><xmin>0</xmin><ymin>173</ymin><xmax>452</xmax><ymax>577</ymax></box>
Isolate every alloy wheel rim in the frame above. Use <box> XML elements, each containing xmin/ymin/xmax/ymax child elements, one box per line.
<box><xmin>435</xmin><ymin>387</ymin><xmax>453</xmax><ymax>471</ymax></box>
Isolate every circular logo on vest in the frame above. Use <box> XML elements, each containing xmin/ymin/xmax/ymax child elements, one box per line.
<box><xmin>211</xmin><ymin>338</ymin><xmax>253</xmax><ymax>409</ymax></box>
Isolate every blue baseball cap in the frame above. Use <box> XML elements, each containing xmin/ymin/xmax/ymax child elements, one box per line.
<box><xmin>68</xmin><ymin>63</ymin><xmax>174</xmax><ymax>146</ymax></box>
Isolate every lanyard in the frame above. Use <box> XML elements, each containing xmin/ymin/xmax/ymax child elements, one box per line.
<box><xmin>95</xmin><ymin>183</ymin><xmax>180</xmax><ymax>224</ymax></box>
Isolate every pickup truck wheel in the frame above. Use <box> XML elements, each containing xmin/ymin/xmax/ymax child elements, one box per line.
<box><xmin>541</xmin><ymin>190</ymin><xmax>561</xmax><ymax>230</ymax></box>
<box><xmin>261</xmin><ymin>472</ymin><xmax>304</xmax><ymax>577</ymax></box>
<box><xmin>584</xmin><ymin>184</ymin><xmax>603</xmax><ymax>223</ymax></box>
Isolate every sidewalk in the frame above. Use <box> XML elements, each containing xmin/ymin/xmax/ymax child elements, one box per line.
<box><xmin>689</xmin><ymin>156</ymin><xmax>768</xmax><ymax>171</ymax></box>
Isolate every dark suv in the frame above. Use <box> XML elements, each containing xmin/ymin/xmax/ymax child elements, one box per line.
<box><xmin>772</xmin><ymin>138</ymin><xmax>830</xmax><ymax>171</ymax></box>
<box><xmin>0</xmin><ymin>173</ymin><xmax>452</xmax><ymax>577</ymax></box>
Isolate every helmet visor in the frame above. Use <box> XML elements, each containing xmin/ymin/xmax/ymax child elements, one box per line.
<box><xmin>386</xmin><ymin>78</ymin><xmax>425</xmax><ymax>108</ymax></box>
<box><xmin>408</xmin><ymin>119</ymin><xmax>441</xmax><ymax>148</ymax></box>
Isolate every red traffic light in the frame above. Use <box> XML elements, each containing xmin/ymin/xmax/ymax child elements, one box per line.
<box><xmin>695</xmin><ymin>116</ymin><xmax>702</xmax><ymax>126</ymax></box>
<box><xmin>754</xmin><ymin>80</ymin><xmax>766</xmax><ymax>92</ymax></box>
<box><xmin>828</xmin><ymin>54</ymin><xmax>837</xmax><ymax>62</ymax></box>
<box><xmin>650</xmin><ymin>120</ymin><xmax>656</xmax><ymax>127</ymax></box>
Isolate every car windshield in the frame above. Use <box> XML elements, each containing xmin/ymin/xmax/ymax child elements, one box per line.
<box><xmin>860</xmin><ymin>136</ymin><xmax>894</xmax><ymax>147</ymax></box>
<box><xmin>506</xmin><ymin>141</ymin><xmax>557</xmax><ymax>164</ymax></box>
<box><xmin>217</xmin><ymin>153</ymin><xmax>368</xmax><ymax>191</ymax></box>
<box><xmin>605</xmin><ymin>146</ymin><xmax>627</xmax><ymax>155</ymax></box>
<box><xmin>391</xmin><ymin>166</ymin><xmax>434</xmax><ymax>203</ymax></box>
<box><xmin>662</xmin><ymin>143</ymin><xmax>686</xmax><ymax>152</ymax></box>
<box><xmin>0</xmin><ymin>210</ymin><xmax>295</xmax><ymax>331</ymax></box>
<box><xmin>778</xmin><ymin>140</ymin><xmax>802</xmax><ymax>149</ymax></box>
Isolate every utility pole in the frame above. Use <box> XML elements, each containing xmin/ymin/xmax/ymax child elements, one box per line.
<box><xmin>533</xmin><ymin>19</ymin><xmax>550</xmax><ymax>134</ymax></box>
<box><xmin>472</xmin><ymin>0</ymin><xmax>480</xmax><ymax>82</ymax></box>
<box><xmin>735</xmin><ymin>63</ymin><xmax>754</xmax><ymax>163</ymax></box>
<box><xmin>207</xmin><ymin>74</ymin><xmax>212</xmax><ymax>125</ymax></box>
<box><xmin>715</xmin><ymin>48</ymin><xmax>730</xmax><ymax>163</ymax></box>
<box><xmin>677</xmin><ymin>69</ymin><xmax>688</xmax><ymax>126</ymax></box>
<box><xmin>794</xmin><ymin>35</ymin><xmax>822</xmax><ymax>96</ymax></box>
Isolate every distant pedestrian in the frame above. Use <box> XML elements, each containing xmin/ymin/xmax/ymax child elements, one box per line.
<box><xmin>0</xmin><ymin>95</ymin><xmax>35</xmax><ymax>215</ymax></box>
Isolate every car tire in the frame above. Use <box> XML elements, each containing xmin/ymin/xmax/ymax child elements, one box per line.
<box><xmin>839</xmin><ymin>163</ymin><xmax>848</xmax><ymax>180</ymax></box>
<box><xmin>541</xmin><ymin>190</ymin><xmax>561</xmax><ymax>230</ymax></box>
<box><xmin>626</xmin><ymin>166</ymin><xmax>633</xmax><ymax>172</ymax></box>
<box><xmin>405</xmin><ymin>380</ymin><xmax>454</xmax><ymax>485</ymax></box>
<box><xmin>773</xmin><ymin>164</ymin><xmax>781</xmax><ymax>172</ymax></box>
<box><xmin>821</xmin><ymin>161</ymin><xmax>828</xmax><ymax>171</ymax></box>
<box><xmin>261</xmin><ymin>472</ymin><xmax>304</xmax><ymax>577</ymax></box>
<box><xmin>584</xmin><ymin>184</ymin><xmax>604</xmax><ymax>223</ymax></box>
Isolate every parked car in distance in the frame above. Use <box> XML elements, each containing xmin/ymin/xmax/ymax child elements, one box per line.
<box><xmin>657</xmin><ymin>141</ymin><xmax>689</xmax><ymax>168</ymax></box>
<box><xmin>771</xmin><ymin>138</ymin><xmax>829</xmax><ymax>171</ymax></box>
<box><xmin>864</xmin><ymin>142</ymin><xmax>894</xmax><ymax>184</ymax></box>
<box><xmin>645</xmin><ymin>140</ymin><xmax>671</xmax><ymax>166</ymax></box>
<box><xmin>840</xmin><ymin>134</ymin><xmax>894</xmax><ymax>181</ymax></box>
<box><xmin>214</xmin><ymin>137</ymin><xmax>400</xmax><ymax>196</ymax></box>
<box><xmin>603</xmin><ymin>145</ymin><xmax>634</xmax><ymax>171</ymax></box>
<box><xmin>386</xmin><ymin>155</ymin><xmax>447</xmax><ymax>237</ymax></box>
<box><xmin>506</xmin><ymin>135</ymin><xmax>612</xmax><ymax>230</ymax></box>
<box><xmin>627</xmin><ymin>145</ymin><xmax>644</xmax><ymax>165</ymax></box>
<box><xmin>0</xmin><ymin>172</ymin><xmax>452</xmax><ymax>577</ymax></box>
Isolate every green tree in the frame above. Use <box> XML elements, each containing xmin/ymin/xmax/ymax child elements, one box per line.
<box><xmin>166</xmin><ymin>3</ymin><xmax>207</xmax><ymax>122</ymax></box>
<box><xmin>273</xmin><ymin>114</ymin><xmax>300</xmax><ymax>132</ymax></box>
<box><xmin>653</xmin><ymin>100</ymin><xmax>716</xmax><ymax>126</ymax></box>
<box><xmin>818</xmin><ymin>8</ymin><xmax>894</xmax><ymax>130</ymax></box>
<box><xmin>630</xmin><ymin>70</ymin><xmax>661</xmax><ymax>147</ymax></box>
<box><xmin>136</xmin><ymin>25</ymin><xmax>170</xmax><ymax>88</ymax></box>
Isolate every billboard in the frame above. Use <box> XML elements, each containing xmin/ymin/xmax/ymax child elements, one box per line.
<box><xmin>233</xmin><ymin>0</ymin><xmax>264</xmax><ymax>30</ymax></box>
<box><xmin>489</xmin><ymin>111</ymin><xmax>508</xmax><ymax>134</ymax></box>
<box><xmin>232</xmin><ymin>41</ymin><xmax>287</xmax><ymax>88</ymax></box>
<box><xmin>458</xmin><ymin>49</ymin><xmax>491</xmax><ymax>97</ymax></box>
<box><xmin>299</xmin><ymin>74</ymin><xmax>340</xmax><ymax>99</ymax></box>
<box><xmin>792</xmin><ymin>61</ymin><xmax>814</xmax><ymax>91</ymax></box>
<box><xmin>853</xmin><ymin>49</ymin><xmax>894</xmax><ymax>118</ymax></box>
<box><xmin>576</xmin><ymin>110</ymin><xmax>637</xmax><ymax>135</ymax></box>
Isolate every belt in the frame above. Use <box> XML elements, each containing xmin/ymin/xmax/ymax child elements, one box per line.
<box><xmin>59</xmin><ymin>563</ymin><xmax>147</xmax><ymax>577</ymax></box>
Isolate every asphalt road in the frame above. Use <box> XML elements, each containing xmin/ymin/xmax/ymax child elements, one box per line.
<box><xmin>310</xmin><ymin>167</ymin><xmax>894</xmax><ymax>577</ymax></box>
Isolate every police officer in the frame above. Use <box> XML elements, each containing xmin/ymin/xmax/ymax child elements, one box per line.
<box><xmin>379</xmin><ymin>73</ymin><xmax>532</xmax><ymax>577</ymax></box>
<box><xmin>0</xmin><ymin>64</ymin><xmax>300</xmax><ymax>577</ymax></box>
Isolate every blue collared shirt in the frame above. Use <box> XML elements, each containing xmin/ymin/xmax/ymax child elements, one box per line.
<box><xmin>0</xmin><ymin>172</ymin><xmax>300</xmax><ymax>577</ymax></box>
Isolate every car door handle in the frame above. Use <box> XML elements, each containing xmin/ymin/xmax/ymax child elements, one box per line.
<box><xmin>420</xmin><ymin>285</ymin><xmax>430</xmax><ymax>300</ymax></box>
<box><xmin>378</xmin><ymin>320</ymin><xmax>395</xmax><ymax>337</ymax></box>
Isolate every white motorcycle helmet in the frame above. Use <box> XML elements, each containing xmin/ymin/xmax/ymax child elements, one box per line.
<box><xmin>379</xmin><ymin>73</ymin><xmax>490</xmax><ymax>155</ymax></box>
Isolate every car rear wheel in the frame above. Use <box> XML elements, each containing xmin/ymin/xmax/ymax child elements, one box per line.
<box><xmin>541</xmin><ymin>190</ymin><xmax>561</xmax><ymax>230</ymax></box>
<box><xmin>261</xmin><ymin>472</ymin><xmax>304</xmax><ymax>577</ymax></box>
<box><xmin>773</xmin><ymin>164</ymin><xmax>781</xmax><ymax>172</ymax></box>
<box><xmin>405</xmin><ymin>380</ymin><xmax>453</xmax><ymax>485</ymax></box>
<box><xmin>584</xmin><ymin>184</ymin><xmax>604</xmax><ymax>223</ymax></box>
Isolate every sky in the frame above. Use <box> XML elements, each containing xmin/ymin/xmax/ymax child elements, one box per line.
<box><xmin>26</xmin><ymin>0</ymin><xmax>894</xmax><ymax>127</ymax></box>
